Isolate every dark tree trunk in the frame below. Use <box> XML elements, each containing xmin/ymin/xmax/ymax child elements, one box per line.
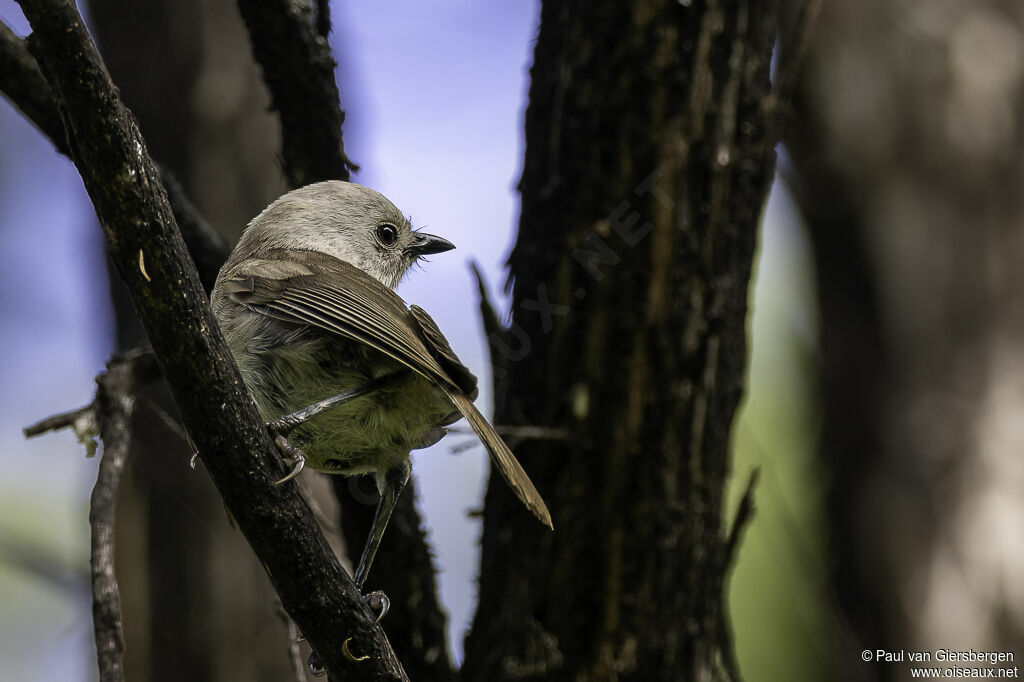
<box><xmin>463</xmin><ymin>2</ymin><xmax>779</xmax><ymax>680</ymax></box>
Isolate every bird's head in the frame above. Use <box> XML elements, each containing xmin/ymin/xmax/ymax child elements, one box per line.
<box><xmin>238</xmin><ymin>180</ymin><xmax>454</xmax><ymax>289</ymax></box>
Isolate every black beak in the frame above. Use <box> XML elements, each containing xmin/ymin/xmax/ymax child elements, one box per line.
<box><xmin>406</xmin><ymin>232</ymin><xmax>456</xmax><ymax>257</ymax></box>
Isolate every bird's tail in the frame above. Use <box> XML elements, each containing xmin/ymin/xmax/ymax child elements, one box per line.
<box><xmin>446</xmin><ymin>391</ymin><xmax>553</xmax><ymax>529</ymax></box>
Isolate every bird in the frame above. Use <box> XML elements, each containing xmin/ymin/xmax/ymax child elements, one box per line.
<box><xmin>210</xmin><ymin>180</ymin><xmax>552</xmax><ymax>591</ymax></box>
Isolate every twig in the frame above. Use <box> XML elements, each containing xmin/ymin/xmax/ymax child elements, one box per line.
<box><xmin>717</xmin><ymin>468</ymin><xmax>760</xmax><ymax>682</ymax></box>
<box><xmin>470</xmin><ymin>261</ymin><xmax>509</xmax><ymax>384</ymax></box>
<box><xmin>22</xmin><ymin>351</ymin><xmax>159</xmax><ymax>680</ymax></box>
<box><xmin>724</xmin><ymin>468</ymin><xmax>760</xmax><ymax>565</ymax></box>
<box><xmin>23</xmin><ymin>403</ymin><xmax>95</xmax><ymax>439</ymax></box>
<box><xmin>89</xmin><ymin>357</ymin><xmax>138</xmax><ymax>682</ymax></box>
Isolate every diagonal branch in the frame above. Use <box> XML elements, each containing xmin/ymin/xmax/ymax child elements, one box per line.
<box><xmin>235</xmin><ymin>0</ymin><xmax>357</xmax><ymax>186</ymax></box>
<box><xmin>14</xmin><ymin>1</ymin><xmax>405</xmax><ymax>678</ymax></box>
<box><xmin>0</xmin><ymin>21</ymin><xmax>228</xmax><ymax>292</ymax></box>
<box><xmin>0</xmin><ymin>20</ymin><xmax>67</xmax><ymax>152</ymax></box>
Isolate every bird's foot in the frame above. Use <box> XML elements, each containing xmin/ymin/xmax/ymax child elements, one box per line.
<box><xmin>271</xmin><ymin>431</ymin><xmax>307</xmax><ymax>485</ymax></box>
<box><xmin>364</xmin><ymin>590</ymin><xmax>390</xmax><ymax>625</ymax></box>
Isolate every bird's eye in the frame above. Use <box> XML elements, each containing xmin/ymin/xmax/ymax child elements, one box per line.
<box><xmin>376</xmin><ymin>224</ymin><xmax>398</xmax><ymax>246</ymax></box>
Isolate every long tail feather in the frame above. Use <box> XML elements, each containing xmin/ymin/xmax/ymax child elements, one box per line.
<box><xmin>446</xmin><ymin>391</ymin><xmax>553</xmax><ymax>529</ymax></box>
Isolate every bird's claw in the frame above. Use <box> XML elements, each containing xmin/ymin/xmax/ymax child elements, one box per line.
<box><xmin>272</xmin><ymin>434</ymin><xmax>307</xmax><ymax>485</ymax></box>
<box><xmin>365</xmin><ymin>590</ymin><xmax>390</xmax><ymax>625</ymax></box>
<box><xmin>306</xmin><ymin>634</ymin><xmax>373</xmax><ymax>675</ymax></box>
<box><xmin>307</xmin><ymin>650</ymin><xmax>326</xmax><ymax>676</ymax></box>
<box><xmin>342</xmin><ymin>636</ymin><xmax>369</xmax><ymax>661</ymax></box>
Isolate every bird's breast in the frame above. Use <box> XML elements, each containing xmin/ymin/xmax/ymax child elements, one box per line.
<box><xmin>237</xmin><ymin>332</ymin><xmax>455</xmax><ymax>476</ymax></box>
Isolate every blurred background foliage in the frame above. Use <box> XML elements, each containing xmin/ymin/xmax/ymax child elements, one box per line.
<box><xmin>2</xmin><ymin>0</ymin><xmax>1022</xmax><ymax>681</ymax></box>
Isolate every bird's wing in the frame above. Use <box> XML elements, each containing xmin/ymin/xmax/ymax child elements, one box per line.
<box><xmin>222</xmin><ymin>248</ymin><xmax>552</xmax><ymax>528</ymax></box>
<box><xmin>408</xmin><ymin>305</ymin><xmax>479</xmax><ymax>400</ymax></box>
<box><xmin>222</xmin><ymin>249</ymin><xmax>458</xmax><ymax>390</ymax></box>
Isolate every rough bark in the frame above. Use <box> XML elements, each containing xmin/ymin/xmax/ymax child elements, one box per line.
<box><xmin>235</xmin><ymin>0</ymin><xmax>357</xmax><ymax>187</ymax></box>
<box><xmin>15</xmin><ymin>0</ymin><xmax>406</xmax><ymax>678</ymax></box>
<box><xmin>463</xmin><ymin>1</ymin><xmax>779</xmax><ymax>680</ymax></box>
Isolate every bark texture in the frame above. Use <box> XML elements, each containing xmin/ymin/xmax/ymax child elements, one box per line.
<box><xmin>463</xmin><ymin>2</ymin><xmax>779</xmax><ymax>680</ymax></box>
<box><xmin>236</xmin><ymin>0</ymin><xmax>357</xmax><ymax>187</ymax></box>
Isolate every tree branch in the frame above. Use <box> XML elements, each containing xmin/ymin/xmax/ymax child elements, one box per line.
<box><xmin>235</xmin><ymin>0</ymin><xmax>357</xmax><ymax>186</ymax></box>
<box><xmin>0</xmin><ymin>20</ymin><xmax>67</xmax><ymax>152</ymax></box>
<box><xmin>23</xmin><ymin>403</ymin><xmax>95</xmax><ymax>439</ymax></box>
<box><xmin>717</xmin><ymin>469</ymin><xmax>761</xmax><ymax>682</ymax></box>
<box><xmin>0</xmin><ymin>21</ymin><xmax>228</xmax><ymax>292</ymax></box>
<box><xmin>724</xmin><ymin>469</ymin><xmax>760</xmax><ymax>565</ymax></box>
<box><xmin>15</xmin><ymin>1</ymin><xmax>405</xmax><ymax>678</ymax></box>
<box><xmin>159</xmin><ymin>170</ymin><xmax>229</xmax><ymax>292</ymax></box>
<box><xmin>464</xmin><ymin>1</ymin><xmax>779</xmax><ymax>678</ymax></box>
<box><xmin>90</xmin><ymin>355</ymin><xmax>137</xmax><ymax>682</ymax></box>
<box><xmin>471</xmin><ymin>261</ymin><xmax>510</xmax><ymax>389</ymax></box>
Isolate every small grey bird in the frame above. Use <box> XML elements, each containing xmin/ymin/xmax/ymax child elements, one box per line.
<box><xmin>211</xmin><ymin>181</ymin><xmax>552</xmax><ymax>589</ymax></box>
